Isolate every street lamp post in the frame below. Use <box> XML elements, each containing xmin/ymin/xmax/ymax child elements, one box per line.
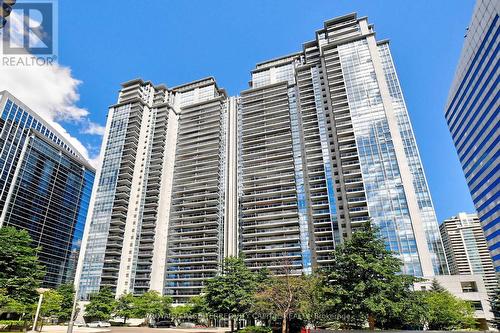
<box><xmin>31</xmin><ymin>293</ymin><xmax>43</xmax><ymax>333</ymax></box>
<box><xmin>66</xmin><ymin>288</ymin><xmax>79</xmax><ymax>333</ymax></box>
<box><xmin>31</xmin><ymin>288</ymin><xmax>49</xmax><ymax>333</ymax></box>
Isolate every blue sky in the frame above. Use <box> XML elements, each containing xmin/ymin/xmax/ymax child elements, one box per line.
<box><xmin>56</xmin><ymin>0</ymin><xmax>476</xmax><ymax>221</ymax></box>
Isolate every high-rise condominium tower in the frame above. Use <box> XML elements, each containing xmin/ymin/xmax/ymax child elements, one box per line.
<box><xmin>79</xmin><ymin>13</ymin><xmax>449</xmax><ymax>302</ymax></box>
<box><xmin>440</xmin><ymin>213</ymin><xmax>497</xmax><ymax>295</ymax></box>
<box><xmin>78</xmin><ymin>78</ymin><xmax>237</xmax><ymax>302</ymax></box>
<box><xmin>0</xmin><ymin>91</ymin><xmax>95</xmax><ymax>288</ymax></box>
<box><xmin>445</xmin><ymin>0</ymin><xmax>499</xmax><ymax>272</ymax></box>
<box><xmin>239</xmin><ymin>13</ymin><xmax>448</xmax><ymax>277</ymax></box>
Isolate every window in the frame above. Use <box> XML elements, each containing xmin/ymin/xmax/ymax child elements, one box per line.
<box><xmin>461</xmin><ymin>281</ymin><xmax>478</xmax><ymax>293</ymax></box>
<box><xmin>469</xmin><ymin>301</ymin><xmax>483</xmax><ymax>311</ymax></box>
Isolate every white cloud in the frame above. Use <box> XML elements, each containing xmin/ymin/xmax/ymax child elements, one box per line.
<box><xmin>0</xmin><ymin>11</ymin><xmax>104</xmax><ymax>168</ymax></box>
<box><xmin>82</xmin><ymin>121</ymin><xmax>106</xmax><ymax>136</ymax></box>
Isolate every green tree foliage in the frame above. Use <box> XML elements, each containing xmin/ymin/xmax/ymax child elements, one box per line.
<box><xmin>430</xmin><ymin>278</ymin><xmax>446</xmax><ymax>292</ymax></box>
<box><xmin>189</xmin><ymin>295</ymin><xmax>209</xmax><ymax>316</ymax></box>
<box><xmin>84</xmin><ymin>287</ymin><xmax>115</xmax><ymax>321</ymax></box>
<box><xmin>56</xmin><ymin>284</ymin><xmax>76</xmax><ymax>322</ymax></box>
<box><xmin>323</xmin><ymin>223</ymin><xmax>417</xmax><ymax>329</ymax></box>
<box><xmin>204</xmin><ymin>256</ymin><xmax>260</xmax><ymax>332</ymax></box>
<box><xmin>253</xmin><ymin>267</ymin><xmax>308</xmax><ymax>333</ymax></box>
<box><xmin>170</xmin><ymin>304</ymin><xmax>194</xmax><ymax>326</ymax></box>
<box><xmin>38</xmin><ymin>290</ymin><xmax>63</xmax><ymax>330</ymax></box>
<box><xmin>114</xmin><ymin>293</ymin><xmax>135</xmax><ymax>324</ymax></box>
<box><xmin>491</xmin><ymin>287</ymin><xmax>500</xmax><ymax>330</ymax></box>
<box><xmin>0</xmin><ymin>227</ymin><xmax>45</xmax><ymax>307</ymax></box>
<box><xmin>298</xmin><ymin>274</ymin><xmax>328</xmax><ymax>327</ymax></box>
<box><xmin>423</xmin><ymin>289</ymin><xmax>476</xmax><ymax>330</ymax></box>
<box><xmin>133</xmin><ymin>290</ymin><xmax>171</xmax><ymax>324</ymax></box>
<box><xmin>40</xmin><ymin>290</ymin><xmax>62</xmax><ymax>318</ymax></box>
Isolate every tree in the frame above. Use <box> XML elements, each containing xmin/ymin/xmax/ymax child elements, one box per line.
<box><xmin>252</xmin><ymin>264</ymin><xmax>309</xmax><ymax>333</ymax></box>
<box><xmin>323</xmin><ymin>223</ymin><xmax>417</xmax><ymax>329</ymax></box>
<box><xmin>0</xmin><ymin>227</ymin><xmax>45</xmax><ymax>306</ymax></box>
<box><xmin>170</xmin><ymin>304</ymin><xmax>194</xmax><ymax>326</ymax></box>
<box><xmin>133</xmin><ymin>291</ymin><xmax>171</xmax><ymax>324</ymax></box>
<box><xmin>423</xmin><ymin>289</ymin><xmax>475</xmax><ymax>330</ymax></box>
<box><xmin>189</xmin><ymin>295</ymin><xmax>209</xmax><ymax>316</ymax></box>
<box><xmin>84</xmin><ymin>287</ymin><xmax>115</xmax><ymax>321</ymax></box>
<box><xmin>490</xmin><ymin>287</ymin><xmax>500</xmax><ymax>330</ymax></box>
<box><xmin>187</xmin><ymin>295</ymin><xmax>210</xmax><ymax>325</ymax></box>
<box><xmin>430</xmin><ymin>278</ymin><xmax>446</xmax><ymax>292</ymax></box>
<box><xmin>114</xmin><ymin>293</ymin><xmax>135</xmax><ymax>324</ymax></box>
<box><xmin>204</xmin><ymin>256</ymin><xmax>259</xmax><ymax>332</ymax></box>
<box><xmin>389</xmin><ymin>290</ymin><xmax>428</xmax><ymax>330</ymax></box>
<box><xmin>297</xmin><ymin>274</ymin><xmax>328</xmax><ymax>328</ymax></box>
<box><xmin>38</xmin><ymin>290</ymin><xmax>63</xmax><ymax>331</ymax></box>
<box><xmin>56</xmin><ymin>284</ymin><xmax>76</xmax><ymax>322</ymax></box>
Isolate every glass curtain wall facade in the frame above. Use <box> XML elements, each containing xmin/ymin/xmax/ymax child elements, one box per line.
<box><xmin>0</xmin><ymin>91</ymin><xmax>95</xmax><ymax>288</ymax></box>
<box><xmin>238</xmin><ymin>13</ymin><xmax>448</xmax><ymax>276</ymax></box>
<box><xmin>445</xmin><ymin>0</ymin><xmax>499</xmax><ymax>272</ymax></box>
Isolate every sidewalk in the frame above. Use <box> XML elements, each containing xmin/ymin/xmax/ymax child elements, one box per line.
<box><xmin>40</xmin><ymin>326</ymin><xmax>109</xmax><ymax>333</ymax></box>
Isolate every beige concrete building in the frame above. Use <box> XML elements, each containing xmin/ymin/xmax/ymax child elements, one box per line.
<box><xmin>440</xmin><ymin>212</ymin><xmax>498</xmax><ymax>296</ymax></box>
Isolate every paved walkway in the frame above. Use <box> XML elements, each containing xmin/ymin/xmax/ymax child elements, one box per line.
<box><xmin>40</xmin><ymin>326</ymin><xmax>109</xmax><ymax>333</ymax></box>
<box><xmin>39</xmin><ymin>327</ymin><xmax>228</xmax><ymax>333</ymax></box>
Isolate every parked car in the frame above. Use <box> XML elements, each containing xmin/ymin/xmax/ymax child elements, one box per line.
<box><xmin>87</xmin><ymin>321</ymin><xmax>111</xmax><ymax>328</ymax></box>
<box><xmin>150</xmin><ymin>320</ymin><xmax>173</xmax><ymax>328</ymax></box>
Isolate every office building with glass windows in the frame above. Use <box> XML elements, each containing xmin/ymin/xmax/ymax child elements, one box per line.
<box><xmin>440</xmin><ymin>213</ymin><xmax>498</xmax><ymax>296</ymax></box>
<box><xmin>0</xmin><ymin>90</ymin><xmax>95</xmax><ymax>288</ymax></box>
<box><xmin>445</xmin><ymin>0</ymin><xmax>499</xmax><ymax>272</ymax></box>
<box><xmin>79</xmin><ymin>13</ymin><xmax>450</xmax><ymax>303</ymax></box>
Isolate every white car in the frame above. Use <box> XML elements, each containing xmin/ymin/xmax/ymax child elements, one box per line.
<box><xmin>87</xmin><ymin>321</ymin><xmax>111</xmax><ymax>328</ymax></box>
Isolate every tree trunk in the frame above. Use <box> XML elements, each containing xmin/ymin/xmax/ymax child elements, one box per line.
<box><xmin>368</xmin><ymin>314</ymin><xmax>375</xmax><ymax>330</ymax></box>
<box><xmin>282</xmin><ymin>314</ymin><xmax>288</xmax><ymax>333</ymax></box>
<box><xmin>230</xmin><ymin>317</ymin><xmax>234</xmax><ymax>333</ymax></box>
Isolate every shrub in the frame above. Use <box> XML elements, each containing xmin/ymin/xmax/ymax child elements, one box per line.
<box><xmin>240</xmin><ymin>325</ymin><xmax>272</xmax><ymax>333</ymax></box>
<box><xmin>0</xmin><ymin>320</ymin><xmax>26</xmax><ymax>331</ymax></box>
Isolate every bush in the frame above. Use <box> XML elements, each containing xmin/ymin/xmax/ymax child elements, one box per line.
<box><xmin>0</xmin><ymin>320</ymin><xmax>27</xmax><ymax>331</ymax></box>
<box><xmin>240</xmin><ymin>325</ymin><xmax>272</xmax><ymax>333</ymax></box>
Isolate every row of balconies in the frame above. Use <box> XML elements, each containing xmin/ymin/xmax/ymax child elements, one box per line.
<box><xmin>242</xmin><ymin>186</ymin><xmax>296</xmax><ymax>198</ymax></box>
<box><xmin>242</xmin><ymin>131</ymin><xmax>290</xmax><ymax>147</ymax></box>
<box><xmin>241</xmin><ymin>104</ymin><xmax>290</xmax><ymax>123</ymax></box>
<box><xmin>241</xmin><ymin>210</ymin><xmax>298</xmax><ymax>221</ymax></box>
<box><xmin>242</xmin><ymin>243</ymin><xmax>301</xmax><ymax>252</ymax></box>
<box><xmin>241</xmin><ymin>159</ymin><xmax>291</xmax><ymax>174</ymax></box>
<box><xmin>243</xmin><ymin>179</ymin><xmax>296</xmax><ymax>192</ymax></box>
<box><xmin>242</xmin><ymin>138</ymin><xmax>293</xmax><ymax>154</ymax></box>
<box><xmin>170</xmin><ymin>212</ymin><xmax>220</xmax><ymax>221</ymax></box>
<box><xmin>177</xmin><ymin>139</ymin><xmax>219</xmax><ymax>153</ymax></box>
<box><xmin>241</xmin><ymin>125</ymin><xmax>291</xmax><ymax>141</ymax></box>
<box><xmin>243</xmin><ymin>172</ymin><xmax>295</xmax><ymax>186</ymax></box>
<box><xmin>241</xmin><ymin>201</ymin><xmax>298</xmax><ymax>214</ymax></box>
<box><xmin>241</xmin><ymin>191</ymin><xmax>296</xmax><ymax>204</ymax></box>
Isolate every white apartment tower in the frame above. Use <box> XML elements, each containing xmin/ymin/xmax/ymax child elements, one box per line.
<box><xmin>77</xmin><ymin>78</ymin><xmax>237</xmax><ymax>301</ymax></box>
<box><xmin>79</xmin><ymin>13</ymin><xmax>450</xmax><ymax>302</ymax></box>
<box><xmin>440</xmin><ymin>213</ymin><xmax>498</xmax><ymax>296</ymax></box>
<box><xmin>238</xmin><ymin>13</ymin><xmax>448</xmax><ymax>276</ymax></box>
